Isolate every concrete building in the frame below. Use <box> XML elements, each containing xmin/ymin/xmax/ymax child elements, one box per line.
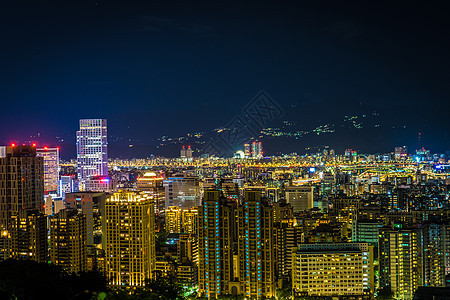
<box><xmin>379</xmin><ymin>227</ymin><xmax>423</xmax><ymax>300</ymax></box>
<box><xmin>0</xmin><ymin>145</ymin><xmax>44</xmax><ymax>230</ymax></box>
<box><xmin>197</xmin><ymin>190</ymin><xmax>236</xmax><ymax>298</ymax></box>
<box><xmin>292</xmin><ymin>243</ymin><xmax>374</xmax><ymax>297</ymax></box>
<box><xmin>105</xmin><ymin>191</ymin><xmax>156</xmax><ymax>286</ymax></box>
<box><xmin>10</xmin><ymin>209</ymin><xmax>47</xmax><ymax>263</ymax></box>
<box><xmin>165</xmin><ymin>206</ymin><xmax>182</xmax><ymax>233</ymax></box>
<box><xmin>237</xmin><ymin>190</ymin><xmax>276</xmax><ymax>299</ymax></box>
<box><xmin>50</xmin><ymin>209</ymin><xmax>87</xmax><ymax>273</ymax></box>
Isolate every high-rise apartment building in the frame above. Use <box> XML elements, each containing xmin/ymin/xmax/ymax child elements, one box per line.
<box><xmin>379</xmin><ymin>227</ymin><xmax>423</xmax><ymax>300</ymax></box>
<box><xmin>165</xmin><ymin>206</ymin><xmax>182</xmax><ymax>233</ymax></box>
<box><xmin>136</xmin><ymin>172</ymin><xmax>165</xmax><ymax>213</ymax></box>
<box><xmin>198</xmin><ymin>190</ymin><xmax>236</xmax><ymax>298</ymax></box>
<box><xmin>105</xmin><ymin>191</ymin><xmax>156</xmax><ymax>286</ymax></box>
<box><xmin>0</xmin><ymin>145</ymin><xmax>44</xmax><ymax>230</ymax></box>
<box><xmin>36</xmin><ymin>147</ymin><xmax>59</xmax><ymax>194</ymax></box>
<box><xmin>76</xmin><ymin>119</ymin><xmax>108</xmax><ymax>187</ymax></box>
<box><xmin>237</xmin><ymin>190</ymin><xmax>276</xmax><ymax>299</ymax></box>
<box><xmin>10</xmin><ymin>209</ymin><xmax>47</xmax><ymax>263</ymax></box>
<box><xmin>292</xmin><ymin>243</ymin><xmax>374</xmax><ymax>297</ymax></box>
<box><xmin>422</xmin><ymin>223</ymin><xmax>450</xmax><ymax>287</ymax></box>
<box><xmin>285</xmin><ymin>186</ymin><xmax>314</xmax><ymax>213</ymax></box>
<box><xmin>181</xmin><ymin>207</ymin><xmax>198</xmax><ymax>234</ymax></box>
<box><xmin>50</xmin><ymin>209</ymin><xmax>87</xmax><ymax>273</ymax></box>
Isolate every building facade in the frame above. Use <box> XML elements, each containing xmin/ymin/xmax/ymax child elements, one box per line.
<box><xmin>36</xmin><ymin>147</ymin><xmax>59</xmax><ymax>194</ymax></box>
<box><xmin>0</xmin><ymin>145</ymin><xmax>44</xmax><ymax>230</ymax></box>
<box><xmin>50</xmin><ymin>209</ymin><xmax>87</xmax><ymax>273</ymax></box>
<box><xmin>292</xmin><ymin>243</ymin><xmax>374</xmax><ymax>297</ymax></box>
<box><xmin>10</xmin><ymin>209</ymin><xmax>47</xmax><ymax>263</ymax></box>
<box><xmin>105</xmin><ymin>191</ymin><xmax>156</xmax><ymax>286</ymax></box>
<box><xmin>76</xmin><ymin>119</ymin><xmax>108</xmax><ymax>187</ymax></box>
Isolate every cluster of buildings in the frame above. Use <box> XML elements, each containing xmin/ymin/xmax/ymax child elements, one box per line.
<box><xmin>3</xmin><ymin>118</ymin><xmax>450</xmax><ymax>299</ymax></box>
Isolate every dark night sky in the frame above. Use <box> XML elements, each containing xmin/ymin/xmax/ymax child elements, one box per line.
<box><xmin>1</xmin><ymin>1</ymin><xmax>450</xmax><ymax>157</ymax></box>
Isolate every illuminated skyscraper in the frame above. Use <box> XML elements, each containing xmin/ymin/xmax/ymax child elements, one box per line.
<box><xmin>237</xmin><ymin>190</ymin><xmax>276</xmax><ymax>299</ymax></box>
<box><xmin>76</xmin><ymin>119</ymin><xmax>108</xmax><ymax>187</ymax></box>
<box><xmin>0</xmin><ymin>145</ymin><xmax>44</xmax><ymax>230</ymax></box>
<box><xmin>105</xmin><ymin>191</ymin><xmax>156</xmax><ymax>286</ymax></box>
<box><xmin>198</xmin><ymin>190</ymin><xmax>236</xmax><ymax>298</ymax></box>
<box><xmin>50</xmin><ymin>209</ymin><xmax>87</xmax><ymax>273</ymax></box>
<box><xmin>36</xmin><ymin>146</ymin><xmax>59</xmax><ymax>194</ymax></box>
<box><xmin>379</xmin><ymin>227</ymin><xmax>423</xmax><ymax>300</ymax></box>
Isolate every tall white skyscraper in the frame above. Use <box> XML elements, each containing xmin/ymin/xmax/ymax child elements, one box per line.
<box><xmin>76</xmin><ymin>119</ymin><xmax>108</xmax><ymax>187</ymax></box>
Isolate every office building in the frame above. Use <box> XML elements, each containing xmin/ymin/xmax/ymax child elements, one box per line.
<box><xmin>237</xmin><ymin>190</ymin><xmax>276</xmax><ymax>299</ymax></box>
<box><xmin>292</xmin><ymin>243</ymin><xmax>374</xmax><ymax>297</ymax></box>
<box><xmin>0</xmin><ymin>145</ymin><xmax>44</xmax><ymax>230</ymax></box>
<box><xmin>10</xmin><ymin>209</ymin><xmax>47</xmax><ymax>263</ymax></box>
<box><xmin>105</xmin><ymin>191</ymin><xmax>156</xmax><ymax>286</ymax></box>
<box><xmin>50</xmin><ymin>209</ymin><xmax>87</xmax><ymax>273</ymax></box>
<box><xmin>379</xmin><ymin>227</ymin><xmax>423</xmax><ymax>300</ymax></box>
<box><xmin>58</xmin><ymin>175</ymin><xmax>78</xmax><ymax>199</ymax></box>
<box><xmin>136</xmin><ymin>172</ymin><xmax>165</xmax><ymax>213</ymax></box>
<box><xmin>36</xmin><ymin>147</ymin><xmax>59</xmax><ymax>194</ymax></box>
<box><xmin>76</xmin><ymin>119</ymin><xmax>108</xmax><ymax>187</ymax></box>
<box><xmin>285</xmin><ymin>186</ymin><xmax>313</xmax><ymax>213</ymax></box>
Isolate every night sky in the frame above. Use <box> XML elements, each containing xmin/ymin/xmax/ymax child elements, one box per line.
<box><xmin>1</xmin><ymin>1</ymin><xmax>450</xmax><ymax>158</ymax></box>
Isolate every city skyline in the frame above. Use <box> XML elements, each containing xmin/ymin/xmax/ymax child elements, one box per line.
<box><xmin>1</xmin><ymin>1</ymin><xmax>450</xmax><ymax>158</ymax></box>
<box><xmin>3</xmin><ymin>2</ymin><xmax>450</xmax><ymax>299</ymax></box>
